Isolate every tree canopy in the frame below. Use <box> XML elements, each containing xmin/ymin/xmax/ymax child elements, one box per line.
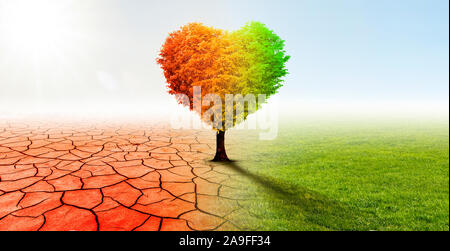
<box><xmin>157</xmin><ymin>22</ymin><xmax>290</xmax><ymax>131</ymax></box>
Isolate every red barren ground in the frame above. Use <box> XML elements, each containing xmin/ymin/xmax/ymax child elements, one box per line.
<box><xmin>0</xmin><ymin>121</ymin><xmax>244</xmax><ymax>231</ymax></box>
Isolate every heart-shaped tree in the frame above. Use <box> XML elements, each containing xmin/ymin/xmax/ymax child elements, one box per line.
<box><xmin>157</xmin><ymin>22</ymin><xmax>290</xmax><ymax>161</ymax></box>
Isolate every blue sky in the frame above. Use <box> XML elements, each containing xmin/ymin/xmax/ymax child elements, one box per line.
<box><xmin>113</xmin><ymin>0</ymin><xmax>449</xmax><ymax>102</ymax></box>
<box><xmin>0</xmin><ymin>0</ymin><xmax>448</xmax><ymax>116</ymax></box>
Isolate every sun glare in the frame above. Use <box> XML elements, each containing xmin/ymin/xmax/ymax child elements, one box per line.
<box><xmin>0</xmin><ymin>0</ymin><xmax>70</xmax><ymax>54</ymax></box>
<box><xmin>0</xmin><ymin>0</ymin><xmax>88</xmax><ymax>107</ymax></box>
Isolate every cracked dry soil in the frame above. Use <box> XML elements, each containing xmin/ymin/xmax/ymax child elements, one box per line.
<box><xmin>0</xmin><ymin>120</ymin><xmax>248</xmax><ymax>231</ymax></box>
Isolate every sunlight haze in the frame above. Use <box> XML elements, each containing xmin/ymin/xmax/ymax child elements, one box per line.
<box><xmin>0</xmin><ymin>0</ymin><xmax>448</xmax><ymax>119</ymax></box>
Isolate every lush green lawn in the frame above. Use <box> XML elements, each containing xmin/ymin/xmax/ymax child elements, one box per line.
<box><xmin>226</xmin><ymin>119</ymin><xmax>449</xmax><ymax>231</ymax></box>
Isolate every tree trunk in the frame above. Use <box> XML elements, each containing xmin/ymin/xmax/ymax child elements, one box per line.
<box><xmin>213</xmin><ymin>131</ymin><xmax>230</xmax><ymax>162</ymax></box>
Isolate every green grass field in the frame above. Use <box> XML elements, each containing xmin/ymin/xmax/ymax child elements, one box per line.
<box><xmin>226</xmin><ymin>118</ymin><xmax>449</xmax><ymax>231</ymax></box>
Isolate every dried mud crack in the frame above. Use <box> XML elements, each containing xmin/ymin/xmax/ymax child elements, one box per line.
<box><xmin>0</xmin><ymin>121</ymin><xmax>247</xmax><ymax>231</ymax></box>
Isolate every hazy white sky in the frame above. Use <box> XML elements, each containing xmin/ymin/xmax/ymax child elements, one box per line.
<box><xmin>0</xmin><ymin>0</ymin><xmax>448</xmax><ymax>118</ymax></box>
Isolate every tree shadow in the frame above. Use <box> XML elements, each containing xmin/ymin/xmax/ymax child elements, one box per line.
<box><xmin>220</xmin><ymin>161</ymin><xmax>381</xmax><ymax>231</ymax></box>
